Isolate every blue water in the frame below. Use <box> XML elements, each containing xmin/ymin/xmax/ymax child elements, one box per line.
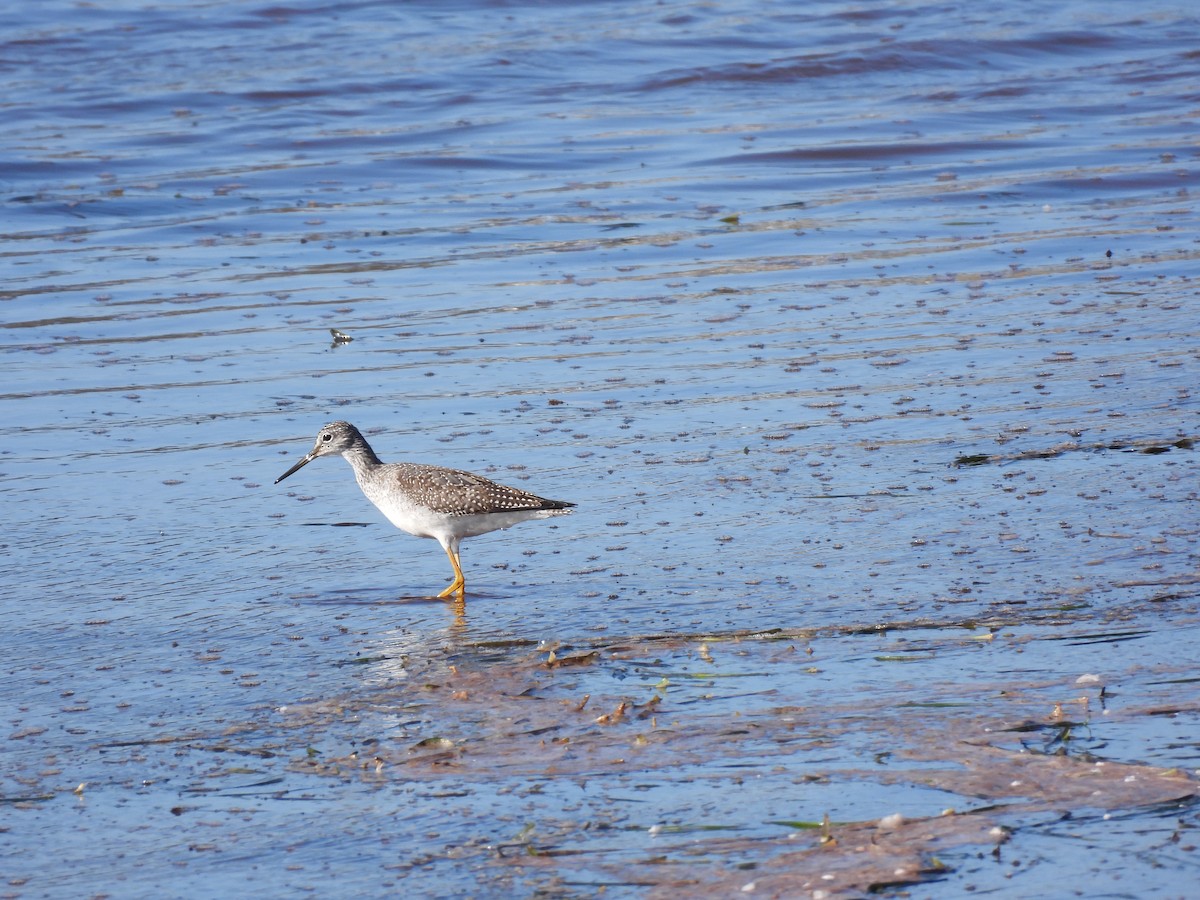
<box><xmin>2</xmin><ymin>0</ymin><xmax>1198</xmax><ymax>896</ymax></box>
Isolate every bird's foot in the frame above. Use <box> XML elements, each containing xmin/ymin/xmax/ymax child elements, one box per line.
<box><xmin>436</xmin><ymin>580</ymin><xmax>465</xmax><ymax>600</ymax></box>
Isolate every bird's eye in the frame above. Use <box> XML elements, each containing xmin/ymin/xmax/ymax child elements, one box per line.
<box><xmin>322</xmin><ymin>432</ymin><xmax>332</xmax><ymax>442</ymax></box>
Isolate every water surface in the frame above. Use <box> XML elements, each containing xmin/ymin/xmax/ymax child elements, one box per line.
<box><xmin>3</xmin><ymin>0</ymin><xmax>1198</xmax><ymax>896</ymax></box>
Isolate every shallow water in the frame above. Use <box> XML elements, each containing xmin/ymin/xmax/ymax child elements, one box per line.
<box><xmin>3</xmin><ymin>0</ymin><xmax>1199</xmax><ymax>896</ymax></box>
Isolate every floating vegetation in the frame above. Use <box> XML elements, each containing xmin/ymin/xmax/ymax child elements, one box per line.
<box><xmin>954</xmin><ymin>436</ymin><xmax>1196</xmax><ymax>468</ymax></box>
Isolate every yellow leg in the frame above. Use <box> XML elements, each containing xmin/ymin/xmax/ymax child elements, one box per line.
<box><xmin>436</xmin><ymin>544</ymin><xmax>466</xmax><ymax>599</ymax></box>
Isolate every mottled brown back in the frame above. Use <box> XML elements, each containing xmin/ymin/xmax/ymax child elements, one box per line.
<box><xmin>388</xmin><ymin>463</ymin><xmax>574</xmax><ymax>517</ymax></box>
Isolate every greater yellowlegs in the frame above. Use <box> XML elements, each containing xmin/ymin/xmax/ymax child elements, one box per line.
<box><xmin>275</xmin><ymin>421</ymin><xmax>575</xmax><ymax>598</ymax></box>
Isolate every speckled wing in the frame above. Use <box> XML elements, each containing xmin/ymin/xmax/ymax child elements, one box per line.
<box><xmin>389</xmin><ymin>463</ymin><xmax>573</xmax><ymax>517</ymax></box>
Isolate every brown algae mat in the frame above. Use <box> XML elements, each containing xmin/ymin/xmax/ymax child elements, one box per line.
<box><xmin>264</xmin><ymin>624</ymin><xmax>1199</xmax><ymax>896</ymax></box>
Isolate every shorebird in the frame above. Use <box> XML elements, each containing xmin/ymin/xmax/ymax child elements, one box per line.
<box><xmin>275</xmin><ymin>421</ymin><xmax>574</xmax><ymax>598</ymax></box>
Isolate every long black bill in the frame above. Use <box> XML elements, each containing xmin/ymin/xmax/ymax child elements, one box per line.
<box><xmin>275</xmin><ymin>453</ymin><xmax>314</xmax><ymax>484</ymax></box>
